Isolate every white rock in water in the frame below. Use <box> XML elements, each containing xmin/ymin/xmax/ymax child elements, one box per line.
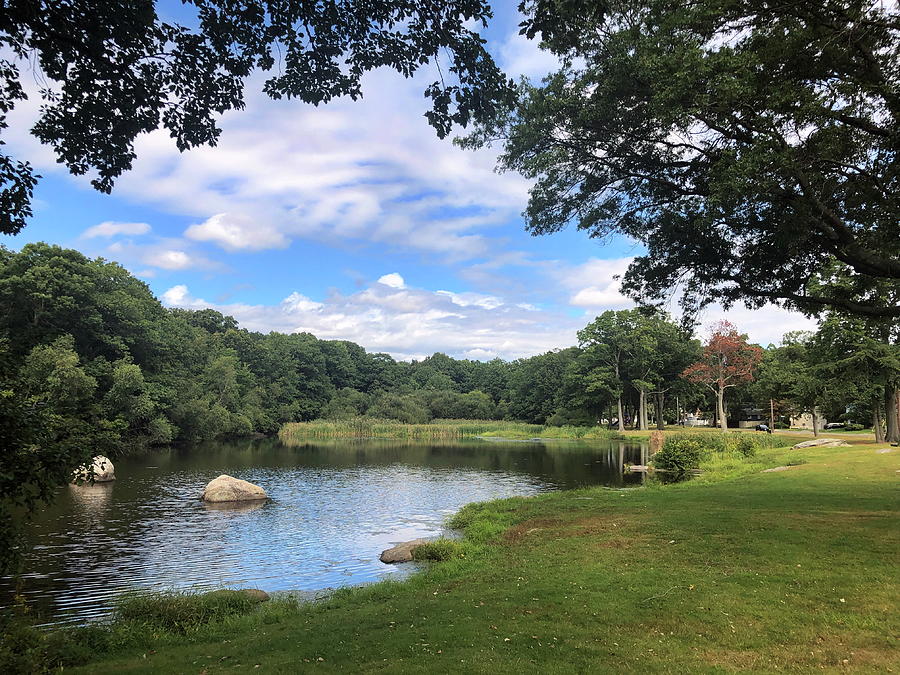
<box><xmin>792</xmin><ymin>438</ymin><xmax>850</xmax><ymax>449</ymax></box>
<box><xmin>72</xmin><ymin>455</ymin><xmax>115</xmax><ymax>483</ymax></box>
<box><xmin>201</xmin><ymin>474</ymin><xmax>268</xmax><ymax>503</ymax></box>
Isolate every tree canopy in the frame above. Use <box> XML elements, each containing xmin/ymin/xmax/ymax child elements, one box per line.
<box><xmin>0</xmin><ymin>0</ymin><xmax>512</xmax><ymax>233</ymax></box>
<box><xmin>466</xmin><ymin>0</ymin><xmax>900</xmax><ymax>320</ymax></box>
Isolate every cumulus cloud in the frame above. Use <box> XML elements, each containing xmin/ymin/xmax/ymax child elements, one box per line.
<box><xmin>377</xmin><ymin>273</ymin><xmax>406</xmax><ymax>289</ymax></box>
<box><xmin>103</xmin><ymin>240</ymin><xmax>222</xmax><ymax>273</ymax></box>
<box><xmin>88</xmin><ymin>67</ymin><xmax>532</xmax><ymax>261</ymax></box>
<box><xmin>552</xmin><ymin>257</ymin><xmax>635</xmax><ymax>310</ymax></box>
<box><xmin>82</xmin><ymin>221</ymin><xmax>151</xmax><ymax>238</ymax></box>
<box><xmin>142</xmin><ymin>249</ymin><xmax>194</xmax><ymax>270</ymax></box>
<box><xmin>159</xmin><ymin>277</ymin><xmax>580</xmax><ymax>361</ymax></box>
<box><xmin>184</xmin><ymin>212</ymin><xmax>289</xmax><ymax>251</ymax></box>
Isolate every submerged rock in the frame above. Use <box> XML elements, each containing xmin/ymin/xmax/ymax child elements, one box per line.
<box><xmin>380</xmin><ymin>538</ymin><xmax>429</xmax><ymax>564</ymax></box>
<box><xmin>792</xmin><ymin>438</ymin><xmax>850</xmax><ymax>449</ymax></box>
<box><xmin>72</xmin><ymin>455</ymin><xmax>116</xmax><ymax>483</ymax></box>
<box><xmin>201</xmin><ymin>474</ymin><xmax>267</xmax><ymax>503</ymax></box>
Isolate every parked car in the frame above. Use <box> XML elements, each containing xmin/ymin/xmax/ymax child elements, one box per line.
<box><xmin>754</xmin><ymin>424</ymin><xmax>772</xmax><ymax>433</ymax></box>
<box><xmin>824</xmin><ymin>422</ymin><xmax>845</xmax><ymax>429</ymax></box>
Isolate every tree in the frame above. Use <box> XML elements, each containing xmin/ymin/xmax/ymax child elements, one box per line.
<box><xmin>466</xmin><ymin>0</ymin><xmax>900</xmax><ymax>320</ymax></box>
<box><xmin>0</xmin><ymin>0</ymin><xmax>512</xmax><ymax>233</ymax></box>
<box><xmin>683</xmin><ymin>321</ymin><xmax>763</xmax><ymax>431</ymax></box>
<box><xmin>809</xmin><ymin>315</ymin><xmax>900</xmax><ymax>443</ymax></box>
<box><xmin>577</xmin><ymin>310</ymin><xmax>638</xmax><ymax>432</ymax></box>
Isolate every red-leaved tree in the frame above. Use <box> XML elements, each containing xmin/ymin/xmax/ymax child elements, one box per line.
<box><xmin>683</xmin><ymin>321</ymin><xmax>763</xmax><ymax>431</ymax></box>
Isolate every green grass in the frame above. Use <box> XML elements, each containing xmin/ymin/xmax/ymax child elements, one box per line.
<box><xmin>10</xmin><ymin>440</ymin><xmax>900</xmax><ymax>673</ymax></box>
<box><xmin>278</xmin><ymin>418</ymin><xmax>626</xmax><ymax>442</ymax></box>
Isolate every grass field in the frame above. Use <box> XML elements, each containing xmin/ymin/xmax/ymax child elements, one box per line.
<box><xmin>6</xmin><ymin>436</ymin><xmax>898</xmax><ymax>673</ymax></box>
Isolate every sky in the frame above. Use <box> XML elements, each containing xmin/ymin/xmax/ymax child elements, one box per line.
<box><xmin>0</xmin><ymin>3</ymin><xmax>817</xmax><ymax>361</ymax></box>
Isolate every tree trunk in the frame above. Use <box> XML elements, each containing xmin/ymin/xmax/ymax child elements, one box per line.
<box><xmin>811</xmin><ymin>408</ymin><xmax>819</xmax><ymax>437</ymax></box>
<box><xmin>616</xmin><ymin>394</ymin><xmax>625</xmax><ymax>433</ymax></box>
<box><xmin>886</xmin><ymin>385</ymin><xmax>900</xmax><ymax>444</ymax></box>
<box><xmin>638</xmin><ymin>389</ymin><xmax>647</xmax><ymax>431</ymax></box>
<box><xmin>873</xmin><ymin>402</ymin><xmax>885</xmax><ymax>444</ymax></box>
<box><xmin>769</xmin><ymin>398</ymin><xmax>775</xmax><ymax>428</ymax></box>
<box><xmin>717</xmin><ymin>386</ymin><xmax>727</xmax><ymax>432</ymax></box>
<box><xmin>656</xmin><ymin>391</ymin><xmax>665</xmax><ymax>431</ymax></box>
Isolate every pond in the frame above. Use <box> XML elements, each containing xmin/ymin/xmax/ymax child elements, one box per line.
<box><xmin>3</xmin><ymin>436</ymin><xmax>646</xmax><ymax>624</ymax></box>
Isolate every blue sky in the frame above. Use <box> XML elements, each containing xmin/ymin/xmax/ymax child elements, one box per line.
<box><xmin>1</xmin><ymin>2</ymin><xmax>816</xmax><ymax>360</ymax></box>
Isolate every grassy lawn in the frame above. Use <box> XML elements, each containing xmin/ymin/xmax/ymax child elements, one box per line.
<box><xmin>19</xmin><ymin>440</ymin><xmax>900</xmax><ymax>673</ymax></box>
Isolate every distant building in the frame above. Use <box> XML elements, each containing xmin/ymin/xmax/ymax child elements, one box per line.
<box><xmin>683</xmin><ymin>413</ymin><xmax>710</xmax><ymax>427</ymax></box>
<box><xmin>736</xmin><ymin>405</ymin><xmax>766</xmax><ymax>429</ymax></box>
<box><xmin>790</xmin><ymin>411</ymin><xmax>827</xmax><ymax>430</ymax></box>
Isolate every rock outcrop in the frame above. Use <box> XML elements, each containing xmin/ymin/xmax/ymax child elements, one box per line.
<box><xmin>72</xmin><ymin>455</ymin><xmax>116</xmax><ymax>483</ymax></box>
<box><xmin>380</xmin><ymin>538</ymin><xmax>429</xmax><ymax>564</ymax></box>
<box><xmin>200</xmin><ymin>474</ymin><xmax>268</xmax><ymax>503</ymax></box>
<box><xmin>792</xmin><ymin>438</ymin><xmax>850</xmax><ymax>449</ymax></box>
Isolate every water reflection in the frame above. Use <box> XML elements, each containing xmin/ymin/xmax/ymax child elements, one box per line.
<box><xmin>4</xmin><ymin>436</ymin><xmax>644</xmax><ymax>624</ymax></box>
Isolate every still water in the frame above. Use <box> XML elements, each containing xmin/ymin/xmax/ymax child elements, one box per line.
<box><xmin>4</xmin><ymin>437</ymin><xmax>645</xmax><ymax>624</ymax></box>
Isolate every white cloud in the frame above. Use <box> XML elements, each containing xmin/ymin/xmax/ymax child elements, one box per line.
<box><xmin>697</xmin><ymin>304</ymin><xmax>818</xmax><ymax>348</ymax></box>
<box><xmin>553</xmin><ymin>257</ymin><xmax>634</xmax><ymax>309</ymax></box>
<box><xmin>100</xmin><ymin>239</ymin><xmax>222</xmax><ymax>273</ymax></box>
<box><xmin>497</xmin><ymin>31</ymin><xmax>563</xmax><ymax>80</ymax></box>
<box><xmin>82</xmin><ymin>221</ymin><xmax>151</xmax><ymax>238</ymax></box>
<box><xmin>184</xmin><ymin>212</ymin><xmax>289</xmax><ymax>251</ymax></box>
<box><xmin>161</xmin><ymin>284</ymin><xmax>190</xmax><ymax>306</ymax></box>
<box><xmin>79</xmin><ymin>67</ymin><xmax>532</xmax><ymax>261</ymax></box>
<box><xmin>377</xmin><ymin>272</ymin><xmax>405</xmax><ymax>289</ymax></box>
<box><xmin>159</xmin><ymin>277</ymin><xmax>580</xmax><ymax>361</ymax></box>
<box><xmin>436</xmin><ymin>290</ymin><xmax>503</xmax><ymax>310</ymax></box>
<box><xmin>144</xmin><ymin>249</ymin><xmax>194</xmax><ymax>270</ymax></box>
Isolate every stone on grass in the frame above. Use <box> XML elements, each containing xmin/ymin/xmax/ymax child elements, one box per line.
<box><xmin>72</xmin><ymin>455</ymin><xmax>115</xmax><ymax>483</ymax></box>
<box><xmin>201</xmin><ymin>474</ymin><xmax>267</xmax><ymax>503</ymax></box>
<box><xmin>239</xmin><ymin>588</ymin><xmax>270</xmax><ymax>602</ymax></box>
<box><xmin>792</xmin><ymin>438</ymin><xmax>850</xmax><ymax>449</ymax></box>
<box><xmin>380</xmin><ymin>538</ymin><xmax>429</xmax><ymax>564</ymax></box>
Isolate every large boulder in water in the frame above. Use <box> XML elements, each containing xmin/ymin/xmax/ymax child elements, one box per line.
<box><xmin>72</xmin><ymin>455</ymin><xmax>115</xmax><ymax>483</ymax></box>
<box><xmin>380</xmin><ymin>538</ymin><xmax>429</xmax><ymax>564</ymax></box>
<box><xmin>201</xmin><ymin>474</ymin><xmax>267</xmax><ymax>503</ymax></box>
<box><xmin>792</xmin><ymin>438</ymin><xmax>850</xmax><ymax>449</ymax></box>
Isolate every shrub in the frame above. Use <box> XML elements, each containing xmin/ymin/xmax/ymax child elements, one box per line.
<box><xmin>843</xmin><ymin>423</ymin><xmax>865</xmax><ymax>431</ymax></box>
<box><xmin>0</xmin><ymin>612</ymin><xmax>107</xmax><ymax>673</ymax></box>
<box><xmin>652</xmin><ymin>435</ymin><xmax>707</xmax><ymax>474</ymax></box>
<box><xmin>735</xmin><ymin>434</ymin><xmax>758</xmax><ymax>457</ymax></box>
<box><xmin>114</xmin><ymin>590</ymin><xmax>257</xmax><ymax>634</ymax></box>
<box><xmin>412</xmin><ymin>538</ymin><xmax>467</xmax><ymax>562</ymax></box>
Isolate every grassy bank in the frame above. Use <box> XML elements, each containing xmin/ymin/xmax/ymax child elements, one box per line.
<box><xmin>278</xmin><ymin>418</ymin><xmax>626</xmax><ymax>442</ymax></box>
<box><xmin>8</xmin><ymin>438</ymin><xmax>899</xmax><ymax>673</ymax></box>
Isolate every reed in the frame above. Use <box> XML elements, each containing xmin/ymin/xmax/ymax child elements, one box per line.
<box><xmin>278</xmin><ymin>418</ymin><xmax>626</xmax><ymax>442</ymax></box>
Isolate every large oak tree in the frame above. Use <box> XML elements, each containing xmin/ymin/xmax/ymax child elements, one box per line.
<box><xmin>468</xmin><ymin>0</ymin><xmax>900</xmax><ymax>320</ymax></box>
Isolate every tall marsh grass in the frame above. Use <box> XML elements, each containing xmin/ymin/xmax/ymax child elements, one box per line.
<box><xmin>278</xmin><ymin>418</ymin><xmax>625</xmax><ymax>442</ymax></box>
